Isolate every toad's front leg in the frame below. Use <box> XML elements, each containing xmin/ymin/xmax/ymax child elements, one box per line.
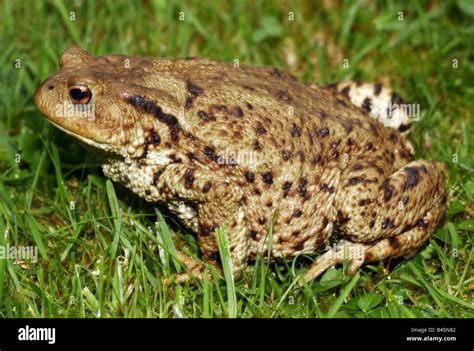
<box><xmin>154</xmin><ymin>163</ymin><xmax>251</xmax><ymax>277</ymax></box>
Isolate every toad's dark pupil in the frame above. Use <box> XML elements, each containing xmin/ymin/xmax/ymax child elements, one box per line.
<box><xmin>70</xmin><ymin>87</ymin><xmax>90</xmax><ymax>102</ymax></box>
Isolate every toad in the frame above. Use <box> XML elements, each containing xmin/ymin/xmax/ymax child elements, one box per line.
<box><xmin>35</xmin><ymin>47</ymin><xmax>447</xmax><ymax>282</ymax></box>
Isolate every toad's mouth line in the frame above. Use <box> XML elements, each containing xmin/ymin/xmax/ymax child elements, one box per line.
<box><xmin>46</xmin><ymin>119</ymin><xmax>111</xmax><ymax>151</ymax></box>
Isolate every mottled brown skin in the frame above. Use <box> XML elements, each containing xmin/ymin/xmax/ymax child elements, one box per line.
<box><xmin>35</xmin><ymin>47</ymin><xmax>447</xmax><ymax>282</ymax></box>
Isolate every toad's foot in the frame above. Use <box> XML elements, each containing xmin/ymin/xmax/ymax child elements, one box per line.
<box><xmin>322</xmin><ymin>81</ymin><xmax>414</xmax><ymax>133</ymax></box>
<box><xmin>164</xmin><ymin>251</ymin><xmax>214</xmax><ymax>286</ymax></box>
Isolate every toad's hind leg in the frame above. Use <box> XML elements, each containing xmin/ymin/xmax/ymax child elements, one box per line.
<box><xmin>304</xmin><ymin>202</ymin><xmax>442</xmax><ymax>282</ymax></box>
<box><xmin>304</xmin><ymin>159</ymin><xmax>447</xmax><ymax>282</ymax></box>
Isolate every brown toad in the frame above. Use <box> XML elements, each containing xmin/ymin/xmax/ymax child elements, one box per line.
<box><xmin>35</xmin><ymin>47</ymin><xmax>447</xmax><ymax>282</ymax></box>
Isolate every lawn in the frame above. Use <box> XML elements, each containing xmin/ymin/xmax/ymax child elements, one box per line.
<box><xmin>0</xmin><ymin>0</ymin><xmax>473</xmax><ymax>318</ymax></box>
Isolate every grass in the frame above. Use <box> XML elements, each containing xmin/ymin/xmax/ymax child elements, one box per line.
<box><xmin>0</xmin><ymin>0</ymin><xmax>473</xmax><ymax>318</ymax></box>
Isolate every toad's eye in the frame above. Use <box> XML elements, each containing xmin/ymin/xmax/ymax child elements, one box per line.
<box><xmin>69</xmin><ymin>85</ymin><xmax>91</xmax><ymax>104</ymax></box>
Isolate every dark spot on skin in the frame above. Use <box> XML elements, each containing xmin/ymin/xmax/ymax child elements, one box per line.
<box><xmin>254</xmin><ymin>187</ymin><xmax>261</xmax><ymax>196</ymax></box>
<box><xmin>245</xmin><ymin>102</ymin><xmax>253</xmax><ymax>109</ymax></box>
<box><xmin>381</xmin><ymin>218</ymin><xmax>391</xmax><ymax>229</ymax></box>
<box><xmin>340</xmin><ymin>86</ymin><xmax>350</xmax><ymax>98</ymax></box>
<box><xmin>365</xmin><ymin>142</ymin><xmax>373</xmax><ymax>151</ymax></box>
<box><xmin>322</xmin><ymin>217</ymin><xmax>329</xmax><ymax>227</ymax></box>
<box><xmin>404</xmin><ymin>167</ymin><xmax>421</xmax><ymax>190</ymax></box>
<box><xmin>374</xmin><ymin>83</ymin><xmax>382</xmax><ymax>96</ymax></box>
<box><xmin>292</xmin><ymin>230</ymin><xmax>300</xmax><ymax>237</ymax></box>
<box><xmin>230</xmin><ymin>106</ymin><xmax>244</xmax><ymax>118</ymax></box>
<box><xmin>261</xmin><ymin>171</ymin><xmax>273</xmax><ymax>185</ymax></box>
<box><xmin>282</xmin><ymin>150</ymin><xmax>292</xmax><ymax>161</ymax></box>
<box><xmin>249</xmin><ymin>231</ymin><xmax>258</xmax><ymax>239</ymax></box>
<box><xmin>282</xmin><ymin>181</ymin><xmax>292</xmax><ymax>197</ymax></box>
<box><xmin>383</xmin><ymin>180</ymin><xmax>394</xmax><ymax>201</ymax></box>
<box><xmin>402</xmin><ymin>195</ymin><xmax>409</xmax><ymax>205</ymax></box>
<box><xmin>369</xmin><ymin>220</ymin><xmax>375</xmax><ymax>228</ymax></box>
<box><xmin>48</xmin><ymin>85</ymin><xmax>54</xmax><ymax>90</ymax></box>
<box><xmin>291</xmin><ymin>123</ymin><xmax>302</xmax><ymax>137</ymax></box>
<box><xmin>293</xmin><ymin>209</ymin><xmax>303</xmax><ymax>217</ymax></box>
<box><xmin>358</xmin><ymin>199</ymin><xmax>371</xmax><ymax>206</ymax></box>
<box><xmin>256</xmin><ymin>124</ymin><xmax>267</xmax><ymax>135</ymax></box>
<box><xmin>185</xmin><ymin>96</ymin><xmax>194</xmax><ymax>109</ymax></box>
<box><xmin>244</xmin><ymin>171</ymin><xmax>255</xmax><ymax>183</ymax></box>
<box><xmin>258</xmin><ymin>217</ymin><xmax>266</xmax><ymax>225</ymax></box>
<box><xmin>170</xmin><ymin>128</ymin><xmax>180</xmax><ymax>141</ymax></box>
<box><xmin>319</xmin><ymin>183</ymin><xmax>329</xmax><ymax>192</ymax></box>
<box><xmin>145</xmin><ymin>189</ymin><xmax>151</xmax><ymax>196</ymax></box>
<box><xmin>202</xmin><ymin>182</ymin><xmax>212</xmax><ymax>193</ymax></box>
<box><xmin>148</xmin><ymin>132</ymin><xmax>161</xmax><ymax>146</ymax></box>
<box><xmin>169</xmin><ymin>154</ymin><xmax>182</xmax><ymax>163</ymax></box>
<box><xmin>186</xmin><ymin>81</ymin><xmax>203</xmax><ymax>96</ymax></box>
<box><xmin>198</xmin><ymin>110</ymin><xmax>216</xmax><ymax>122</ymax></box>
<box><xmin>276</xmin><ymin>90</ymin><xmax>292</xmax><ymax>101</ymax></box>
<box><xmin>353</xmin><ymin>163</ymin><xmax>363</xmax><ymax>171</ymax></box>
<box><xmin>328</xmin><ymin>186</ymin><xmax>335</xmax><ymax>193</ymax></box>
<box><xmin>362</xmin><ymin>98</ymin><xmax>372</xmax><ymax>113</ymax></box>
<box><xmin>184</xmin><ymin>81</ymin><xmax>203</xmax><ymax>109</ymax></box>
<box><xmin>152</xmin><ymin>167</ymin><xmax>167</xmax><ymax>186</ymax></box>
<box><xmin>417</xmin><ymin>219</ymin><xmax>429</xmax><ymax>229</ymax></box>
<box><xmin>337</xmin><ymin>211</ymin><xmax>350</xmax><ymax>225</ymax></box>
<box><xmin>320</xmin><ymin>112</ymin><xmax>328</xmax><ymax>119</ymax></box>
<box><xmin>206</xmin><ymin>252</ymin><xmax>220</xmax><ymax>262</ymax></box>
<box><xmin>266</xmin><ymin>200</ymin><xmax>273</xmax><ymax>207</ymax></box>
<box><xmin>199</xmin><ymin>224</ymin><xmax>217</xmax><ymax>237</ymax></box>
<box><xmin>184</xmin><ymin>168</ymin><xmax>195</xmax><ymax>189</ymax></box>
<box><xmin>331</xmin><ymin>145</ymin><xmax>339</xmax><ymax>160</ymax></box>
<box><xmin>141</xmin><ymin>132</ymin><xmax>159</xmax><ymax>161</ymax></box>
<box><xmin>298</xmin><ymin>177</ymin><xmax>308</xmax><ymax>198</ymax></box>
<box><xmin>398</xmin><ymin>124</ymin><xmax>411</xmax><ymax>133</ymax></box>
<box><xmin>355</xmin><ymin>79</ymin><xmax>362</xmax><ymax>86</ymax></box>
<box><xmin>126</xmin><ymin>95</ymin><xmax>180</xmax><ymax>141</ymax></box>
<box><xmin>348</xmin><ymin>176</ymin><xmax>364</xmax><ymax>185</ymax></box>
<box><xmin>389</xmin><ymin>133</ymin><xmax>397</xmax><ymax>142</ymax></box>
<box><xmin>400</xmin><ymin>147</ymin><xmax>413</xmax><ymax>161</ymax></box>
<box><xmin>187</xmin><ymin>152</ymin><xmax>199</xmax><ymax>162</ymax></box>
<box><xmin>318</xmin><ymin>127</ymin><xmax>329</xmax><ymax>138</ymax></box>
<box><xmin>311</xmin><ymin>154</ymin><xmax>322</xmax><ymax>165</ymax></box>
<box><xmin>293</xmin><ymin>242</ymin><xmax>305</xmax><ymax>251</ymax></box>
<box><xmin>391</xmin><ymin>92</ymin><xmax>404</xmax><ymax>105</ymax></box>
<box><xmin>253</xmin><ymin>140</ymin><xmax>262</xmax><ymax>151</ymax></box>
<box><xmin>242</xmin><ymin>85</ymin><xmax>255</xmax><ymax>91</ymax></box>
<box><xmin>388</xmin><ymin>237</ymin><xmax>400</xmax><ymax>249</ymax></box>
<box><xmin>203</xmin><ymin>146</ymin><xmax>219</xmax><ymax>162</ymax></box>
<box><xmin>336</xmin><ymin>98</ymin><xmax>348</xmax><ymax>107</ymax></box>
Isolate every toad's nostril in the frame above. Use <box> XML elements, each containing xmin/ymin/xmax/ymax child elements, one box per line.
<box><xmin>48</xmin><ymin>85</ymin><xmax>54</xmax><ymax>90</ymax></box>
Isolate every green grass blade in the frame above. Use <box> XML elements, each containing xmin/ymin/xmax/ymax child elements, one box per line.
<box><xmin>216</xmin><ymin>227</ymin><xmax>236</xmax><ymax>318</ymax></box>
